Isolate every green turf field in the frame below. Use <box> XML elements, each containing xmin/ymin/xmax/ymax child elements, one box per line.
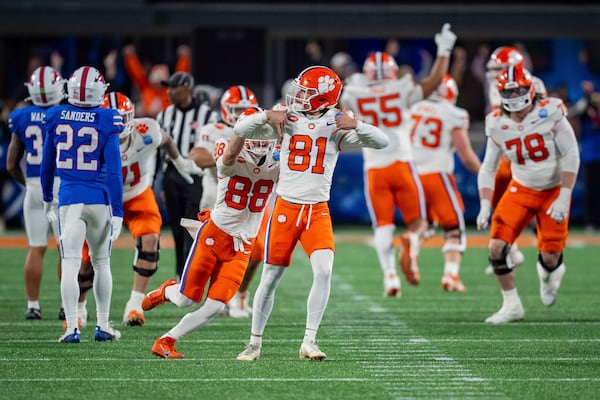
<box><xmin>1</xmin><ymin>228</ymin><xmax>599</xmax><ymax>400</ymax></box>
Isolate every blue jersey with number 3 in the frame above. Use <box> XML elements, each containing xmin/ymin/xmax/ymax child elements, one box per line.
<box><xmin>40</xmin><ymin>103</ymin><xmax>125</xmax><ymax>217</ymax></box>
<box><xmin>8</xmin><ymin>105</ymin><xmax>54</xmax><ymax>178</ymax></box>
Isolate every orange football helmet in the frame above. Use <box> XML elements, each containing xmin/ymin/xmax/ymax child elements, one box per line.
<box><xmin>220</xmin><ymin>85</ymin><xmax>258</xmax><ymax>126</ymax></box>
<box><xmin>362</xmin><ymin>51</ymin><xmax>398</xmax><ymax>82</ymax></box>
<box><xmin>497</xmin><ymin>65</ymin><xmax>534</xmax><ymax>112</ymax></box>
<box><xmin>102</xmin><ymin>91</ymin><xmax>135</xmax><ymax>137</ymax></box>
<box><xmin>433</xmin><ymin>74</ymin><xmax>458</xmax><ymax>104</ymax></box>
<box><xmin>487</xmin><ymin>46</ymin><xmax>524</xmax><ymax>72</ymax></box>
<box><xmin>287</xmin><ymin>66</ymin><xmax>342</xmax><ymax>112</ymax></box>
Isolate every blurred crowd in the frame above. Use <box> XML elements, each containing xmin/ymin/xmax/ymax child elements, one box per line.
<box><xmin>1</xmin><ymin>35</ymin><xmax>599</xmax><ymax>230</ymax></box>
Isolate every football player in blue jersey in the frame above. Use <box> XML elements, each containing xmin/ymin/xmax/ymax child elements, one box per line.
<box><xmin>7</xmin><ymin>66</ymin><xmax>65</xmax><ymax>321</ymax></box>
<box><xmin>40</xmin><ymin>66</ymin><xmax>124</xmax><ymax>343</ymax></box>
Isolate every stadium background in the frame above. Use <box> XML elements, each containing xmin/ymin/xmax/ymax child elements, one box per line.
<box><xmin>1</xmin><ymin>0</ymin><xmax>599</xmax><ymax>226</ymax></box>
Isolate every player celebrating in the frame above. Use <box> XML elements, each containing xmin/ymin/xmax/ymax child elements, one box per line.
<box><xmin>142</xmin><ymin>117</ymin><xmax>279</xmax><ymax>359</ymax></box>
<box><xmin>476</xmin><ymin>65</ymin><xmax>580</xmax><ymax>324</ymax></box>
<box><xmin>235</xmin><ymin>66</ymin><xmax>389</xmax><ymax>361</ymax></box>
<box><xmin>339</xmin><ymin>23</ymin><xmax>456</xmax><ymax>296</ymax></box>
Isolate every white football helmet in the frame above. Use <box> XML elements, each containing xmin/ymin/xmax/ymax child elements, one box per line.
<box><xmin>67</xmin><ymin>66</ymin><xmax>109</xmax><ymax>107</ymax></box>
<box><xmin>24</xmin><ymin>66</ymin><xmax>65</xmax><ymax>106</ymax></box>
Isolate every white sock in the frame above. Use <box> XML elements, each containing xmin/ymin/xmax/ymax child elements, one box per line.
<box><xmin>129</xmin><ymin>290</ymin><xmax>145</xmax><ymax>309</ymax></box>
<box><xmin>165</xmin><ymin>298</ymin><xmax>224</xmax><ymax>340</ymax></box>
<box><xmin>444</xmin><ymin>261</ymin><xmax>459</xmax><ymax>276</ymax></box>
<box><xmin>501</xmin><ymin>288</ymin><xmax>521</xmax><ymax>307</ymax></box>
<box><xmin>61</xmin><ymin>258</ymin><xmax>81</xmax><ymax>331</ymax></box>
<box><xmin>92</xmin><ymin>258</ymin><xmax>113</xmax><ymax>329</ymax></box>
<box><xmin>373</xmin><ymin>225</ymin><xmax>396</xmax><ymax>275</ymax></box>
<box><xmin>27</xmin><ymin>300</ymin><xmax>40</xmax><ymax>310</ymax></box>
<box><xmin>306</xmin><ymin>249</ymin><xmax>333</xmax><ymax>335</ymax></box>
<box><xmin>303</xmin><ymin>328</ymin><xmax>317</xmax><ymax>344</ymax></box>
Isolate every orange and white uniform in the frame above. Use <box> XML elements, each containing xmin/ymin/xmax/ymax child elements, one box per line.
<box><xmin>120</xmin><ymin>118</ymin><xmax>164</xmax><ymax>238</ymax></box>
<box><xmin>410</xmin><ymin>98</ymin><xmax>469</xmax><ymax>233</ymax></box>
<box><xmin>179</xmin><ymin>140</ymin><xmax>279</xmax><ymax>304</ymax></box>
<box><xmin>235</xmin><ymin>107</ymin><xmax>388</xmax><ymax>266</ymax></box>
<box><xmin>340</xmin><ymin>73</ymin><xmax>426</xmax><ymax>227</ymax></box>
<box><xmin>195</xmin><ymin>122</ymin><xmax>235</xmax><ymax>209</ymax></box>
<box><xmin>479</xmin><ymin>98</ymin><xmax>580</xmax><ymax>253</ymax></box>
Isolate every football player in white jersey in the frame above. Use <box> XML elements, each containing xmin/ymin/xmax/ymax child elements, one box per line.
<box><xmin>72</xmin><ymin>92</ymin><xmax>203</xmax><ymax>328</ymax></box>
<box><xmin>483</xmin><ymin>45</ymin><xmax>548</xmax><ymax>274</ymax></box>
<box><xmin>410</xmin><ymin>75</ymin><xmax>481</xmax><ymax>292</ymax></box>
<box><xmin>188</xmin><ymin>85</ymin><xmax>268</xmax><ymax>318</ymax></box>
<box><xmin>235</xmin><ymin>66</ymin><xmax>388</xmax><ymax>361</ymax></box>
<box><xmin>142</xmin><ymin>122</ymin><xmax>279</xmax><ymax>359</ymax></box>
<box><xmin>476</xmin><ymin>65</ymin><xmax>580</xmax><ymax>324</ymax></box>
<box><xmin>339</xmin><ymin>23</ymin><xmax>457</xmax><ymax>296</ymax></box>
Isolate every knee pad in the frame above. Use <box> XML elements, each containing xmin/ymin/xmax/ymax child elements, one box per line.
<box><xmin>133</xmin><ymin>265</ymin><xmax>158</xmax><ymax>277</ymax></box>
<box><xmin>489</xmin><ymin>243</ymin><xmax>514</xmax><ymax>275</ymax></box>
<box><xmin>538</xmin><ymin>252</ymin><xmax>563</xmax><ymax>272</ymax></box>
<box><xmin>78</xmin><ymin>264</ymin><xmax>95</xmax><ymax>294</ymax></box>
<box><xmin>135</xmin><ymin>237</ymin><xmax>160</xmax><ymax>263</ymax></box>
<box><xmin>441</xmin><ymin>227</ymin><xmax>466</xmax><ymax>253</ymax></box>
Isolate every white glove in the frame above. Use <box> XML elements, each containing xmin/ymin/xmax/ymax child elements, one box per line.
<box><xmin>232</xmin><ymin>233</ymin><xmax>252</xmax><ymax>253</ymax></box>
<box><xmin>546</xmin><ymin>187</ymin><xmax>571</xmax><ymax>223</ymax></box>
<box><xmin>476</xmin><ymin>199</ymin><xmax>491</xmax><ymax>230</ymax></box>
<box><xmin>172</xmin><ymin>156</ymin><xmax>203</xmax><ymax>184</ymax></box>
<box><xmin>43</xmin><ymin>201</ymin><xmax>58</xmax><ymax>224</ymax></box>
<box><xmin>110</xmin><ymin>216</ymin><xmax>123</xmax><ymax>242</ymax></box>
<box><xmin>434</xmin><ymin>23</ymin><xmax>456</xmax><ymax>58</ymax></box>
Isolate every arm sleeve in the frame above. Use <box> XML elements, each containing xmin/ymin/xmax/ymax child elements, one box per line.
<box><xmin>477</xmin><ymin>139</ymin><xmax>502</xmax><ymax>190</ymax></box>
<box><xmin>104</xmin><ymin>133</ymin><xmax>124</xmax><ymax>218</ymax></box>
<box><xmin>554</xmin><ymin>117</ymin><xmax>580</xmax><ymax>173</ymax></box>
<box><xmin>339</xmin><ymin>120</ymin><xmax>389</xmax><ymax>150</ymax></box>
<box><xmin>233</xmin><ymin>110</ymin><xmax>273</xmax><ymax>139</ymax></box>
<box><xmin>40</xmin><ymin>129</ymin><xmax>56</xmax><ymax>202</ymax></box>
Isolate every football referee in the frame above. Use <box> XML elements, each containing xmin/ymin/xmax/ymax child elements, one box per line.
<box><xmin>157</xmin><ymin>72</ymin><xmax>217</xmax><ymax>281</ymax></box>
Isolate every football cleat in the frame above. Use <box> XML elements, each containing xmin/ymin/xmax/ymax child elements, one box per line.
<box><xmin>383</xmin><ymin>272</ymin><xmax>401</xmax><ymax>297</ymax></box>
<box><xmin>399</xmin><ymin>233</ymin><xmax>420</xmax><ymax>285</ymax></box>
<box><xmin>152</xmin><ymin>336</ymin><xmax>185</xmax><ymax>359</ymax></box>
<box><xmin>236</xmin><ymin>343</ymin><xmax>261</xmax><ymax>361</ymax></box>
<box><xmin>228</xmin><ymin>291</ymin><xmax>252</xmax><ymax>318</ymax></box>
<box><xmin>299</xmin><ymin>341</ymin><xmax>326</xmax><ymax>361</ymax></box>
<box><xmin>58</xmin><ymin>328</ymin><xmax>80</xmax><ymax>343</ymax></box>
<box><xmin>123</xmin><ymin>309</ymin><xmax>145</xmax><ymax>326</ymax></box>
<box><xmin>25</xmin><ymin>308</ymin><xmax>41</xmax><ymax>320</ymax></box>
<box><xmin>142</xmin><ymin>279</ymin><xmax>177</xmax><ymax>311</ymax></box>
<box><xmin>485</xmin><ymin>302</ymin><xmax>525</xmax><ymax>324</ymax></box>
<box><xmin>536</xmin><ymin>262</ymin><xmax>566</xmax><ymax>307</ymax></box>
<box><xmin>441</xmin><ymin>273</ymin><xmax>467</xmax><ymax>293</ymax></box>
<box><xmin>94</xmin><ymin>325</ymin><xmax>121</xmax><ymax>342</ymax></box>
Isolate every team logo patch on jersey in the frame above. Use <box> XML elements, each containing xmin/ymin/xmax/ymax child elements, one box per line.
<box><xmin>142</xmin><ymin>134</ymin><xmax>153</xmax><ymax>145</ymax></box>
<box><xmin>288</xmin><ymin>115</ymin><xmax>298</xmax><ymax>122</ymax></box>
<box><xmin>137</xmin><ymin>123</ymin><xmax>149</xmax><ymax>134</ymax></box>
<box><xmin>277</xmin><ymin>214</ymin><xmax>287</xmax><ymax>223</ymax></box>
<box><xmin>501</xmin><ymin>125</ymin><xmax>509</xmax><ymax>130</ymax></box>
<box><xmin>538</xmin><ymin>108</ymin><xmax>548</xmax><ymax>118</ymax></box>
<box><xmin>517</xmin><ymin>125</ymin><xmax>524</xmax><ymax>131</ymax></box>
<box><xmin>205</xmin><ymin>237</ymin><xmax>215</xmax><ymax>246</ymax></box>
<box><xmin>254</xmin><ymin>167</ymin><xmax>261</xmax><ymax>174</ymax></box>
<box><xmin>308</xmin><ymin>123</ymin><xmax>316</xmax><ymax>130</ymax></box>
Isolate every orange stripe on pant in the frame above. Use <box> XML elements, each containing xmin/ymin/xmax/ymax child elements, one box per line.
<box><xmin>264</xmin><ymin>197</ymin><xmax>335</xmax><ymax>267</ymax></box>
<box><xmin>491</xmin><ymin>180</ymin><xmax>567</xmax><ymax>253</ymax></box>
<box><xmin>179</xmin><ymin>218</ymin><xmax>254</xmax><ymax>304</ymax></box>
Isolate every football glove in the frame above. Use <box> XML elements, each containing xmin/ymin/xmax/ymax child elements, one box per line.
<box><xmin>476</xmin><ymin>199</ymin><xmax>491</xmax><ymax>230</ymax></box>
<box><xmin>435</xmin><ymin>23</ymin><xmax>456</xmax><ymax>58</ymax></box>
<box><xmin>172</xmin><ymin>156</ymin><xmax>203</xmax><ymax>184</ymax></box>
<box><xmin>546</xmin><ymin>187</ymin><xmax>571</xmax><ymax>223</ymax></box>
<box><xmin>43</xmin><ymin>201</ymin><xmax>58</xmax><ymax>224</ymax></box>
<box><xmin>110</xmin><ymin>216</ymin><xmax>123</xmax><ymax>242</ymax></box>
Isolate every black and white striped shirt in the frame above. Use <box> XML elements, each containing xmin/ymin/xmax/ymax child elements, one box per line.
<box><xmin>156</xmin><ymin>98</ymin><xmax>218</xmax><ymax>158</ymax></box>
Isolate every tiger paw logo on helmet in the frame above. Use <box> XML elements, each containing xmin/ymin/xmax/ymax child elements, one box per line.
<box><xmin>318</xmin><ymin>76</ymin><xmax>336</xmax><ymax>94</ymax></box>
